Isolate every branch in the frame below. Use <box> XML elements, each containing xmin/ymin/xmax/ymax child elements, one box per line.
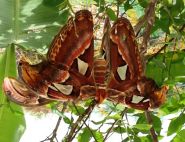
<box><xmin>70</xmin><ymin>110</ymin><xmax>92</xmax><ymax>140</ymax></box>
<box><xmin>103</xmin><ymin>108</ymin><xmax>128</xmax><ymax>141</ymax></box>
<box><xmin>145</xmin><ymin>111</ymin><xmax>158</xmax><ymax>142</ymax></box>
<box><xmin>65</xmin><ymin>100</ymin><xmax>97</xmax><ymax>142</ymax></box>
<box><xmin>72</xmin><ymin>102</ymin><xmax>98</xmax><ymax>142</ymax></box>
<box><xmin>41</xmin><ymin>103</ymin><xmax>67</xmax><ymax>142</ymax></box>
<box><xmin>134</xmin><ymin>0</ymin><xmax>158</xmax><ymax>36</ymax></box>
<box><xmin>134</xmin><ymin>0</ymin><xmax>158</xmax><ymax>72</ymax></box>
<box><xmin>148</xmin><ymin>23</ymin><xmax>185</xmax><ymax>61</ymax></box>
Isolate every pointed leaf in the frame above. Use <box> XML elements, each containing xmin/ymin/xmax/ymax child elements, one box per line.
<box><xmin>106</xmin><ymin>8</ymin><xmax>117</xmax><ymax>21</ymax></box>
<box><xmin>78</xmin><ymin>128</ymin><xmax>91</xmax><ymax>142</ymax></box>
<box><xmin>0</xmin><ymin>44</ymin><xmax>25</xmax><ymax>142</ymax></box>
<box><xmin>173</xmin><ymin>129</ymin><xmax>185</xmax><ymax>142</ymax></box>
<box><xmin>167</xmin><ymin>113</ymin><xmax>185</xmax><ymax>136</ymax></box>
<box><xmin>133</xmin><ymin>124</ymin><xmax>152</xmax><ymax>131</ymax></box>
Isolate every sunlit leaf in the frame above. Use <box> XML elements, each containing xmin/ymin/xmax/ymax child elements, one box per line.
<box><xmin>93</xmin><ymin>131</ymin><xmax>103</xmax><ymax>142</ymax></box>
<box><xmin>106</xmin><ymin>8</ymin><xmax>117</xmax><ymax>21</ymax></box>
<box><xmin>113</xmin><ymin>126</ymin><xmax>125</xmax><ymax>134</ymax></box>
<box><xmin>63</xmin><ymin>115</ymin><xmax>73</xmax><ymax>124</ymax></box>
<box><xmin>78</xmin><ymin>128</ymin><xmax>103</xmax><ymax>142</ymax></box>
<box><xmin>69</xmin><ymin>104</ymin><xmax>85</xmax><ymax>116</ymax></box>
<box><xmin>43</xmin><ymin>0</ymin><xmax>65</xmax><ymax>7</ymax></box>
<box><xmin>78</xmin><ymin>128</ymin><xmax>91</xmax><ymax>142</ymax></box>
<box><xmin>173</xmin><ymin>129</ymin><xmax>185</xmax><ymax>142</ymax></box>
<box><xmin>0</xmin><ymin>44</ymin><xmax>25</xmax><ymax>142</ymax></box>
<box><xmin>167</xmin><ymin>113</ymin><xmax>185</xmax><ymax>136</ymax></box>
<box><xmin>133</xmin><ymin>124</ymin><xmax>152</xmax><ymax>131</ymax></box>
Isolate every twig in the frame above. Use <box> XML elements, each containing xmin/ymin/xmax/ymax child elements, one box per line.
<box><xmin>72</xmin><ymin>102</ymin><xmax>98</xmax><ymax>142</ymax></box>
<box><xmin>103</xmin><ymin>108</ymin><xmax>128</xmax><ymax>141</ymax></box>
<box><xmin>134</xmin><ymin>0</ymin><xmax>158</xmax><ymax>36</ymax></box>
<box><xmin>70</xmin><ymin>111</ymin><xmax>91</xmax><ymax>140</ymax></box>
<box><xmin>145</xmin><ymin>111</ymin><xmax>158</xmax><ymax>142</ymax></box>
<box><xmin>41</xmin><ymin>103</ymin><xmax>67</xmax><ymax>142</ymax></box>
<box><xmin>117</xmin><ymin>1</ymin><xmax>119</xmax><ymax>17</ymax></box>
<box><xmin>97</xmin><ymin>111</ymin><xmax>113</xmax><ymax>130</ymax></box>
<box><xmin>141</xmin><ymin>0</ymin><xmax>158</xmax><ymax>54</ymax></box>
<box><xmin>65</xmin><ymin>100</ymin><xmax>97</xmax><ymax>142</ymax></box>
<box><xmin>133</xmin><ymin>0</ymin><xmax>158</xmax><ymax>73</ymax></box>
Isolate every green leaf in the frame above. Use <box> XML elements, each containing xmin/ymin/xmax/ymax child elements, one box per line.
<box><xmin>124</xmin><ymin>0</ymin><xmax>133</xmax><ymax>11</ymax></box>
<box><xmin>140</xmin><ymin>135</ymin><xmax>152</xmax><ymax>142</ymax></box>
<box><xmin>94</xmin><ymin>0</ymin><xmax>105</xmax><ymax>7</ymax></box>
<box><xmin>93</xmin><ymin>130</ymin><xmax>103</xmax><ymax>142</ymax></box>
<box><xmin>63</xmin><ymin>115</ymin><xmax>73</xmax><ymax>124</ymax></box>
<box><xmin>167</xmin><ymin>113</ymin><xmax>185</xmax><ymax>136</ymax></box>
<box><xmin>92</xmin><ymin>113</ymin><xmax>121</xmax><ymax>125</ymax></box>
<box><xmin>43</xmin><ymin>0</ymin><xmax>65</xmax><ymax>7</ymax></box>
<box><xmin>151</xmin><ymin>114</ymin><xmax>162</xmax><ymax>135</ymax></box>
<box><xmin>113</xmin><ymin>126</ymin><xmax>126</xmax><ymax>134</ymax></box>
<box><xmin>146</xmin><ymin>51</ymin><xmax>185</xmax><ymax>85</ymax></box>
<box><xmin>171</xmin><ymin>0</ymin><xmax>184</xmax><ymax>17</ymax></box>
<box><xmin>138</xmin><ymin>0</ymin><xmax>149</xmax><ymax>8</ymax></box>
<box><xmin>69</xmin><ymin>104</ymin><xmax>85</xmax><ymax>116</ymax></box>
<box><xmin>0</xmin><ymin>44</ymin><xmax>25</xmax><ymax>142</ymax></box>
<box><xmin>173</xmin><ymin>129</ymin><xmax>185</xmax><ymax>142</ymax></box>
<box><xmin>58</xmin><ymin>0</ymin><xmax>68</xmax><ymax>10</ymax></box>
<box><xmin>0</xmin><ymin>0</ymin><xmax>69</xmax><ymax>49</ymax></box>
<box><xmin>91</xmin><ymin>119</ymin><xmax>106</xmax><ymax>125</ymax></box>
<box><xmin>106</xmin><ymin>8</ymin><xmax>117</xmax><ymax>21</ymax></box>
<box><xmin>78</xmin><ymin>128</ymin><xmax>103</xmax><ymax>142</ymax></box>
<box><xmin>78</xmin><ymin>128</ymin><xmax>91</xmax><ymax>142</ymax></box>
<box><xmin>107</xmin><ymin>113</ymin><xmax>121</xmax><ymax>120</ymax></box>
<box><xmin>133</xmin><ymin>124</ymin><xmax>152</xmax><ymax>131</ymax></box>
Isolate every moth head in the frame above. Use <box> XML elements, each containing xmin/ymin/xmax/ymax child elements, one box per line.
<box><xmin>149</xmin><ymin>85</ymin><xmax>168</xmax><ymax>109</ymax></box>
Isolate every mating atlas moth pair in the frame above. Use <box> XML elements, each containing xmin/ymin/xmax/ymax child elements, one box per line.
<box><xmin>3</xmin><ymin>10</ymin><xmax>168</xmax><ymax>110</ymax></box>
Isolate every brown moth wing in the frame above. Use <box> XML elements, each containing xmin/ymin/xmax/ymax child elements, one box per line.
<box><xmin>47</xmin><ymin>10</ymin><xmax>94</xmax><ymax>100</ymax></box>
<box><xmin>108</xmin><ymin>17</ymin><xmax>143</xmax><ymax>91</ymax></box>
<box><xmin>47</xmin><ymin>10</ymin><xmax>93</xmax><ymax>68</ymax></box>
<box><xmin>49</xmin><ymin>40</ymin><xmax>95</xmax><ymax>100</ymax></box>
<box><xmin>108</xmin><ymin>17</ymin><xmax>168</xmax><ymax>110</ymax></box>
<box><xmin>47</xmin><ymin>10</ymin><xmax>94</xmax><ymax>99</ymax></box>
<box><xmin>18</xmin><ymin>10</ymin><xmax>93</xmax><ymax>94</ymax></box>
<box><xmin>3</xmin><ymin>10</ymin><xmax>94</xmax><ymax>106</ymax></box>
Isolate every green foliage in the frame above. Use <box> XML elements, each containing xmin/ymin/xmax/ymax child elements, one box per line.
<box><xmin>172</xmin><ymin>129</ymin><xmax>185</xmax><ymax>142</ymax></box>
<box><xmin>0</xmin><ymin>0</ymin><xmax>185</xmax><ymax>141</ymax></box>
<box><xmin>167</xmin><ymin>113</ymin><xmax>185</xmax><ymax>136</ymax></box>
<box><xmin>0</xmin><ymin>44</ymin><xmax>25</xmax><ymax>142</ymax></box>
<box><xmin>146</xmin><ymin>52</ymin><xmax>185</xmax><ymax>86</ymax></box>
<box><xmin>77</xmin><ymin>128</ymin><xmax>103</xmax><ymax>142</ymax></box>
<box><xmin>106</xmin><ymin>8</ymin><xmax>117</xmax><ymax>21</ymax></box>
<box><xmin>0</xmin><ymin>0</ymin><xmax>69</xmax><ymax>49</ymax></box>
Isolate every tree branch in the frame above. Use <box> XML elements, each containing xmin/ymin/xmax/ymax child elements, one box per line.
<box><xmin>72</xmin><ymin>102</ymin><xmax>98</xmax><ymax>142</ymax></box>
<box><xmin>65</xmin><ymin>100</ymin><xmax>97</xmax><ymax>142</ymax></box>
<box><xmin>145</xmin><ymin>111</ymin><xmax>158</xmax><ymax>142</ymax></box>
<box><xmin>134</xmin><ymin>0</ymin><xmax>158</xmax><ymax>36</ymax></box>
<box><xmin>41</xmin><ymin>103</ymin><xmax>67</xmax><ymax>142</ymax></box>
<box><xmin>134</xmin><ymin>0</ymin><xmax>158</xmax><ymax>72</ymax></box>
<box><xmin>103</xmin><ymin>108</ymin><xmax>128</xmax><ymax>141</ymax></box>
